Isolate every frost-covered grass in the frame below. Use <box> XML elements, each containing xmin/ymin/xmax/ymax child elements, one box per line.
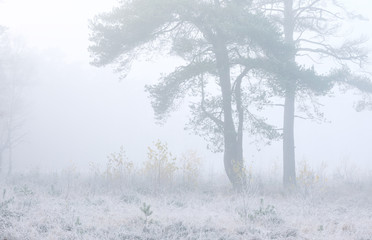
<box><xmin>0</xmin><ymin>173</ymin><xmax>371</xmax><ymax>240</ymax></box>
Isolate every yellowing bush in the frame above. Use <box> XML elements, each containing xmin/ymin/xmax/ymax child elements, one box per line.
<box><xmin>144</xmin><ymin>140</ymin><xmax>177</xmax><ymax>187</ymax></box>
<box><xmin>179</xmin><ymin>150</ymin><xmax>201</xmax><ymax>186</ymax></box>
<box><xmin>105</xmin><ymin>146</ymin><xmax>134</xmax><ymax>184</ymax></box>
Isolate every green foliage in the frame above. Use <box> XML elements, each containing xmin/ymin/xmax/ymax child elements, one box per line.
<box><xmin>140</xmin><ymin>202</ymin><xmax>153</xmax><ymax>231</ymax></box>
<box><xmin>140</xmin><ymin>202</ymin><xmax>153</xmax><ymax>219</ymax></box>
<box><xmin>90</xmin><ymin>0</ymin><xmax>369</xmax><ymax>189</ymax></box>
<box><xmin>248</xmin><ymin>199</ymin><xmax>279</xmax><ymax>222</ymax></box>
<box><xmin>186</xmin><ymin>93</ymin><xmax>225</xmax><ymax>153</ymax></box>
<box><xmin>237</xmin><ymin>197</ymin><xmax>281</xmax><ymax>224</ymax></box>
<box><xmin>89</xmin><ymin>0</ymin><xmax>290</xmax><ymax>149</ymax></box>
<box><xmin>89</xmin><ymin>0</ymin><xmax>176</xmax><ymax>69</ymax></box>
<box><xmin>249</xmin><ymin>198</ymin><xmax>276</xmax><ymax>220</ymax></box>
<box><xmin>145</xmin><ymin>61</ymin><xmax>216</xmax><ymax>123</ymax></box>
<box><xmin>144</xmin><ymin>140</ymin><xmax>177</xmax><ymax>187</ymax></box>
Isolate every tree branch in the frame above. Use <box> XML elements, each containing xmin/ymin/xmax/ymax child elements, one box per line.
<box><xmin>200</xmin><ymin>75</ymin><xmax>224</xmax><ymax>127</ymax></box>
<box><xmin>294</xmin><ymin>0</ymin><xmax>322</xmax><ymax>20</ymax></box>
<box><xmin>294</xmin><ymin>115</ymin><xmax>312</xmax><ymax>120</ymax></box>
<box><xmin>234</xmin><ymin>67</ymin><xmax>250</xmax><ymax>143</ymax></box>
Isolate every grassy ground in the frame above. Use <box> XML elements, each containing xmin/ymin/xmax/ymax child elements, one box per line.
<box><xmin>0</xmin><ymin>173</ymin><xmax>371</xmax><ymax>240</ymax></box>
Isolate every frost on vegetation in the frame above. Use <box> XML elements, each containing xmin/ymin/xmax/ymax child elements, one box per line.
<box><xmin>237</xmin><ymin>197</ymin><xmax>282</xmax><ymax>224</ymax></box>
<box><xmin>144</xmin><ymin>140</ymin><xmax>178</xmax><ymax>188</ymax></box>
<box><xmin>296</xmin><ymin>159</ymin><xmax>328</xmax><ymax>197</ymax></box>
<box><xmin>87</xmin><ymin>141</ymin><xmax>203</xmax><ymax>192</ymax></box>
<box><xmin>88</xmin><ymin>146</ymin><xmax>134</xmax><ymax>192</ymax></box>
<box><xmin>179</xmin><ymin>150</ymin><xmax>201</xmax><ymax>188</ymax></box>
<box><xmin>104</xmin><ymin>146</ymin><xmax>134</xmax><ymax>184</ymax></box>
<box><xmin>0</xmin><ymin>147</ymin><xmax>371</xmax><ymax>239</ymax></box>
<box><xmin>140</xmin><ymin>202</ymin><xmax>153</xmax><ymax>232</ymax></box>
<box><xmin>0</xmin><ymin>172</ymin><xmax>371</xmax><ymax>240</ymax></box>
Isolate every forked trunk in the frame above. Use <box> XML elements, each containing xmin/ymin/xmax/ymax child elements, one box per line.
<box><xmin>214</xmin><ymin>37</ymin><xmax>246</xmax><ymax>190</ymax></box>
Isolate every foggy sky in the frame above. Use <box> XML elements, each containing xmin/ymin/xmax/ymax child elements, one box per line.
<box><xmin>0</xmin><ymin>0</ymin><xmax>371</xmax><ymax>177</ymax></box>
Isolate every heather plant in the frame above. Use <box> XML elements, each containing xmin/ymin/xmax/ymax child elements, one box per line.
<box><xmin>248</xmin><ymin>198</ymin><xmax>276</xmax><ymax>221</ymax></box>
<box><xmin>237</xmin><ymin>197</ymin><xmax>281</xmax><ymax>225</ymax></box>
<box><xmin>144</xmin><ymin>140</ymin><xmax>177</xmax><ymax>187</ymax></box>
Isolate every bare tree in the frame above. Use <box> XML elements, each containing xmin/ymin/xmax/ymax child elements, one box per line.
<box><xmin>0</xmin><ymin>28</ymin><xmax>28</xmax><ymax>175</ymax></box>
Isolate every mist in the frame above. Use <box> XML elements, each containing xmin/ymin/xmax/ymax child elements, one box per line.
<box><xmin>0</xmin><ymin>0</ymin><xmax>371</xmax><ymax>239</ymax></box>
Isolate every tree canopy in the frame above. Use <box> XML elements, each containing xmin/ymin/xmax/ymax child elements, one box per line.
<box><xmin>89</xmin><ymin>0</ymin><xmax>370</xmax><ymax>188</ymax></box>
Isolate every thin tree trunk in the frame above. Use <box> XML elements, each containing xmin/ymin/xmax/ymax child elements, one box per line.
<box><xmin>283</xmin><ymin>86</ymin><xmax>296</xmax><ymax>186</ymax></box>
<box><xmin>0</xmin><ymin>152</ymin><xmax>2</xmax><ymax>174</ymax></box>
<box><xmin>235</xmin><ymin>68</ymin><xmax>249</xmax><ymax>186</ymax></box>
<box><xmin>8</xmin><ymin>145</ymin><xmax>12</xmax><ymax>175</ymax></box>
<box><xmin>282</xmin><ymin>0</ymin><xmax>297</xmax><ymax>187</ymax></box>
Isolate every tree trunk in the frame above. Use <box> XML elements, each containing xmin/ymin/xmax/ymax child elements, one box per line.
<box><xmin>282</xmin><ymin>0</ymin><xmax>296</xmax><ymax>187</ymax></box>
<box><xmin>0</xmin><ymin>153</ymin><xmax>2</xmax><ymax>174</ymax></box>
<box><xmin>283</xmin><ymin>86</ymin><xmax>296</xmax><ymax>187</ymax></box>
<box><xmin>8</xmin><ymin>145</ymin><xmax>12</xmax><ymax>175</ymax></box>
<box><xmin>214</xmin><ymin>37</ymin><xmax>246</xmax><ymax>190</ymax></box>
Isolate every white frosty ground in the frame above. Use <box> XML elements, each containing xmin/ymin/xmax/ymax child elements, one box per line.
<box><xmin>0</xmin><ymin>175</ymin><xmax>371</xmax><ymax>240</ymax></box>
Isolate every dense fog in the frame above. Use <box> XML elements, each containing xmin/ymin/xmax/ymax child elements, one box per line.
<box><xmin>0</xmin><ymin>0</ymin><xmax>371</xmax><ymax>239</ymax></box>
<box><xmin>0</xmin><ymin>0</ymin><xmax>370</xmax><ymax>175</ymax></box>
